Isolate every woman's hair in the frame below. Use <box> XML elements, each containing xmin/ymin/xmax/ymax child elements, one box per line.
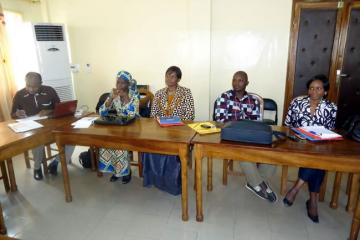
<box><xmin>166</xmin><ymin>66</ymin><xmax>182</xmax><ymax>80</ymax></box>
<box><xmin>306</xmin><ymin>74</ymin><xmax>330</xmax><ymax>92</ymax></box>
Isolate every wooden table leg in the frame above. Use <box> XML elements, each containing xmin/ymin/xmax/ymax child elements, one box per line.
<box><xmin>349</xmin><ymin>177</ymin><xmax>360</xmax><ymax>240</ymax></box>
<box><xmin>0</xmin><ymin>161</ymin><xmax>10</xmax><ymax>193</ymax></box>
<box><xmin>57</xmin><ymin>144</ymin><xmax>72</xmax><ymax>202</ymax></box>
<box><xmin>281</xmin><ymin>165</ymin><xmax>288</xmax><ymax>196</ymax></box>
<box><xmin>24</xmin><ymin>151</ymin><xmax>31</xmax><ymax>169</ymax></box>
<box><xmin>6</xmin><ymin>159</ymin><xmax>17</xmax><ymax>192</ymax></box>
<box><xmin>330</xmin><ymin>172</ymin><xmax>341</xmax><ymax>208</ymax></box>
<box><xmin>319</xmin><ymin>171</ymin><xmax>328</xmax><ymax>202</ymax></box>
<box><xmin>195</xmin><ymin>144</ymin><xmax>204</xmax><ymax>222</ymax></box>
<box><xmin>90</xmin><ymin>147</ymin><xmax>97</xmax><ymax>172</ymax></box>
<box><xmin>347</xmin><ymin>174</ymin><xmax>360</xmax><ymax>213</ymax></box>
<box><xmin>223</xmin><ymin>159</ymin><xmax>228</xmax><ymax>185</ymax></box>
<box><xmin>0</xmin><ymin>203</ymin><xmax>6</xmax><ymax>235</ymax></box>
<box><xmin>179</xmin><ymin>145</ymin><xmax>189</xmax><ymax>221</ymax></box>
<box><xmin>207</xmin><ymin>157</ymin><xmax>213</xmax><ymax>191</ymax></box>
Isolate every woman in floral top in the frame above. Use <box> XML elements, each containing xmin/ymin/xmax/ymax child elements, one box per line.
<box><xmin>99</xmin><ymin>70</ymin><xmax>139</xmax><ymax>184</ymax></box>
<box><xmin>283</xmin><ymin>74</ymin><xmax>337</xmax><ymax>223</ymax></box>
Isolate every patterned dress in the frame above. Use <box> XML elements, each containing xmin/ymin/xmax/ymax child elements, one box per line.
<box><xmin>214</xmin><ymin>90</ymin><xmax>261</xmax><ymax>122</ymax></box>
<box><xmin>150</xmin><ymin>85</ymin><xmax>195</xmax><ymax>120</ymax></box>
<box><xmin>284</xmin><ymin>96</ymin><xmax>337</xmax><ymax>130</ymax></box>
<box><xmin>98</xmin><ymin>94</ymin><xmax>139</xmax><ymax>176</ymax></box>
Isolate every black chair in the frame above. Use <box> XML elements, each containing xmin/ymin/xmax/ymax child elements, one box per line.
<box><xmin>263</xmin><ymin>98</ymin><xmax>278</xmax><ymax>125</ymax></box>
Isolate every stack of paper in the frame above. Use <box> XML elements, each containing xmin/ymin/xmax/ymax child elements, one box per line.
<box><xmin>157</xmin><ymin>116</ymin><xmax>184</xmax><ymax>127</ymax></box>
<box><xmin>292</xmin><ymin>126</ymin><xmax>343</xmax><ymax>141</ymax></box>
<box><xmin>71</xmin><ymin>117</ymin><xmax>98</xmax><ymax>128</ymax></box>
<box><xmin>8</xmin><ymin>120</ymin><xmax>44</xmax><ymax>133</ymax></box>
<box><xmin>187</xmin><ymin>122</ymin><xmax>221</xmax><ymax>135</ymax></box>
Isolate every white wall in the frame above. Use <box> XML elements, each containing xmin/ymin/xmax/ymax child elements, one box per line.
<box><xmin>1</xmin><ymin>0</ymin><xmax>43</xmax><ymax>22</ymax></box>
<box><xmin>210</xmin><ymin>0</ymin><xmax>292</xmax><ymax>121</ymax></box>
<box><xmin>3</xmin><ymin>0</ymin><xmax>293</xmax><ymax>122</ymax></box>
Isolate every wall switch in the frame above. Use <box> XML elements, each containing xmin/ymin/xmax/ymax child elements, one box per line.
<box><xmin>70</xmin><ymin>64</ymin><xmax>80</xmax><ymax>73</ymax></box>
<box><xmin>84</xmin><ymin>63</ymin><xmax>92</xmax><ymax>73</ymax></box>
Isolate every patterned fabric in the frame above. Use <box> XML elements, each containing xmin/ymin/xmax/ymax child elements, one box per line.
<box><xmin>214</xmin><ymin>90</ymin><xmax>262</xmax><ymax>122</ymax></box>
<box><xmin>99</xmin><ymin>94</ymin><xmax>139</xmax><ymax>119</ymax></box>
<box><xmin>98</xmin><ymin>149</ymin><xmax>130</xmax><ymax>177</ymax></box>
<box><xmin>150</xmin><ymin>85</ymin><xmax>195</xmax><ymax>121</ymax></box>
<box><xmin>116</xmin><ymin>70</ymin><xmax>132</xmax><ymax>82</ymax></box>
<box><xmin>284</xmin><ymin>96</ymin><xmax>337</xmax><ymax>130</ymax></box>
<box><xmin>98</xmin><ymin>89</ymin><xmax>139</xmax><ymax>176</ymax></box>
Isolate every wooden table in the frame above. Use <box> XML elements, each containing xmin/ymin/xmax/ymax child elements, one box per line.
<box><xmin>193</xmin><ymin>127</ymin><xmax>360</xmax><ymax>240</ymax></box>
<box><xmin>0</xmin><ymin>115</ymin><xmax>87</xmax><ymax>235</ymax></box>
<box><xmin>53</xmin><ymin>118</ymin><xmax>196</xmax><ymax>221</ymax></box>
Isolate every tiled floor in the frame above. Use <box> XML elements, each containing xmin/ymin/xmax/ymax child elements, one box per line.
<box><xmin>0</xmin><ymin>146</ymin><xmax>355</xmax><ymax>240</ymax></box>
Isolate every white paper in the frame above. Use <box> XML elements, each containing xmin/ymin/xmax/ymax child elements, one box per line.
<box><xmin>16</xmin><ymin>115</ymin><xmax>48</xmax><ymax>122</ymax></box>
<box><xmin>299</xmin><ymin>126</ymin><xmax>341</xmax><ymax>139</ymax></box>
<box><xmin>8</xmin><ymin>120</ymin><xmax>44</xmax><ymax>133</ymax></box>
<box><xmin>71</xmin><ymin>117</ymin><xmax>98</xmax><ymax>128</ymax></box>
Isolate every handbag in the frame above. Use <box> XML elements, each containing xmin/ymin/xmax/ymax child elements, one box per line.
<box><xmin>221</xmin><ymin>120</ymin><xmax>285</xmax><ymax>145</ymax></box>
<box><xmin>340</xmin><ymin>115</ymin><xmax>360</xmax><ymax>142</ymax></box>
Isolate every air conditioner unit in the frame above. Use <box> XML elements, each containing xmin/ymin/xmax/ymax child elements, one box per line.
<box><xmin>26</xmin><ymin>23</ymin><xmax>75</xmax><ymax>102</ymax></box>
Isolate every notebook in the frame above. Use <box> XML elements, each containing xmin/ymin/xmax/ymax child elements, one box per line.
<box><xmin>157</xmin><ymin>116</ymin><xmax>184</xmax><ymax>127</ymax></box>
<box><xmin>50</xmin><ymin>100</ymin><xmax>78</xmax><ymax>118</ymax></box>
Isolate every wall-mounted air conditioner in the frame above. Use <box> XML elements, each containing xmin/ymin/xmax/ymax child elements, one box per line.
<box><xmin>26</xmin><ymin>23</ymin><xmax>75</xmax><ymax>102</ymax></box>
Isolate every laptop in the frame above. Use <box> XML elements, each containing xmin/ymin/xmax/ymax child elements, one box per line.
<box><xmin>50</xmin><ymin>100</ymin><xmax>78</xmax><ymax>118</ymax></box>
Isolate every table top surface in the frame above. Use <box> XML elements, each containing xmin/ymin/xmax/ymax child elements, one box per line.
<box><xmin>0</xmin><ymin>115</ymin><xmax>85</xmax><ymax>150</ymax></box>
<box><xmin>54</xmin><ymin>117</ymin><xmax>197</xmax><ymax>144</ymax></box>
<box><xmin>192</xmin><ymin>126</ymin><xmax>360</xmax><ymax>157</ymax></box>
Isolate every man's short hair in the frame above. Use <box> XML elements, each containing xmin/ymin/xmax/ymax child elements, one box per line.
<box><xmin>233</xmin><ymin>71</ymin><xmax>248</xmax><ymax>82</ymax></box>
<box><xmin>25</xmin><ymin>72</ymin><xmax>42</xmax><ymax>84</ymax></box>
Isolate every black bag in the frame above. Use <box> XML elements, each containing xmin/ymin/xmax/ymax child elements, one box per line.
<box><xmin>79</xmin><ymin>149</ymin><xmax>92</xmax><ymax>168</ymax></box>
<box><xmin>341</xmin><ymin>115</ymin><xmax>360</xmax><ymax>142</ymax></box>
<box><xmin>221</xmin><ymin>120</ymin><xmax>285</xmax><ymax>145</ymax></box>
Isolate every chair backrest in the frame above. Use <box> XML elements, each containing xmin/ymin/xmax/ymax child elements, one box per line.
<box><xmin>138</xmin><ymin>85</ymin><xmax>154</xmax><ymax>118</ymax></box>
<box><xmin>263</xmin><ymin>98</ymin><xmax>278</xmax><ymax>125</ymax></box>
<box><xmin>96</xmin><ymin>93</ymin><xmax>110</xmax><ymax>113</ymax></box>
<box><xmin>212</xmin><ymin>93</ymin><xmax>264</xmax><ymax>121</ymax></box>
<box><xmin>247</xmin><ymin>92</ymin><xmax>264</xmax><ymax>121</ymax></box>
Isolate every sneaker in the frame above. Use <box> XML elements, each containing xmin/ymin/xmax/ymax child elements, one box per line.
<box><xmin>49</xmin><ymin>160</ymin><xmax>58</xmax><ymax>176</ymax></box>
<box><xmin>33</xmin><ymin>168</ymin><xmax>43</xmax><ymax>180</ymax></box>
<box><xmin>109</xmin><ymin>175</ymin><xmax>120</xmax><ymax>182</ymax></box>
<box><xmin>245</xmin><ymin>183</ymin><xmax>267</xmax><ymax>200</ymax></box>
<box><xmin>264</xmin><ymin>182</ymin><xmax>277</xmax><ymax>203</ymax></box>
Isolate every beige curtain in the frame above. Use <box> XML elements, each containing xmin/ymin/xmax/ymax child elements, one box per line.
<box><xmin>0</xmin><ymin>4</ymin><xmax>17</xmax><ymax>122</ymax></box>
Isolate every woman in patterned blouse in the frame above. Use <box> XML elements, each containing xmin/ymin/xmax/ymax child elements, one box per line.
<box><xmin>99</xmin><ymin>70</ymin><xmax>139</xmax><ymax>184</ymax></box>
<box><xmin>283</xmin><ymin>74</ymin><xmax>337</xmax><ymax>223</ymax></box>
<box><xmin>150</xmin><ymin>66</ymin><xmax>195</xmax><ymax>120</ymax></box>
<box><xmin>143</xmin><ymin>66</ymin><xmax>195</xmax><ymax>195</ymax></box>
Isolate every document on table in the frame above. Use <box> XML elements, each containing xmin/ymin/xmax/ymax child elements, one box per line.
<box><xmin>71</xmin><ymin>117</ymin><xmax>98</xmax><ymax>128</ymax></box>
<box><xmin>16</xmin><ymin>115</ymin><xmax>48</xmax><ymax>122</ymax></box>
<box><xmin>8</xmin><ymin>120</ymin><xmax>44</xmax><ymax>133</ymax></box>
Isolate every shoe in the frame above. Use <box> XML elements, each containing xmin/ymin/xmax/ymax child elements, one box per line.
<box><xmin>245</xmin><ymin>183</ymin><xmax>267</xmax><ymax>200</ymax></box>
<box><xmin>264</xmin><ymin>182</ymin><xmax>277</xmax><ymax>203</ymax></box>
<box><xmin>33</xmin><ymin>168</ymin><xmax>43</xmax><ymax>180</ymax></box>
<box><xmin>110</xmin><ymin>175</ymin><xmax>120</xmax><ymax>182</ymax></box>
<box><xmin>49</xmin><ymin>160</ymin><xmax>58</xmax><ymax>175</ymax></box>
<box><xmin>306</xmin><ymin>200</ymin><xmax>319</xmax><ymax>223</ymax></box>
<box><xmin>122</xmin><ymin>170</ymin><xmax>132</xmax><ymax>184</ymax></box>
<box><xmin>283</xmin><ymin>198</ymin><xmax>293</xmax><ymax>207</ymax></box>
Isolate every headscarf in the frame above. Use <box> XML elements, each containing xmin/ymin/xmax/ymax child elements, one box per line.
<box><xmin>116</xmin><ymin>70</ymin><xmax>139</xmax><ymax>98</ymax></box>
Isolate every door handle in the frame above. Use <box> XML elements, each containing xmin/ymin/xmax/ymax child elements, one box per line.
<box><xmin>336</xmin><ymin>70</ymin><xmax>349</xmax><ymax>86</ymax></box>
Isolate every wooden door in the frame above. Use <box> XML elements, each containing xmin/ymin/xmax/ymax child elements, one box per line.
<box><xmin>283</xmin><ymin>1</ymin><xmax>359</xmax><ymax>126</ymax></box>
<box><xmin>335</xmin><ymin>2</ymin><xmax>360</xmax><ymax>127</ymax></box>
